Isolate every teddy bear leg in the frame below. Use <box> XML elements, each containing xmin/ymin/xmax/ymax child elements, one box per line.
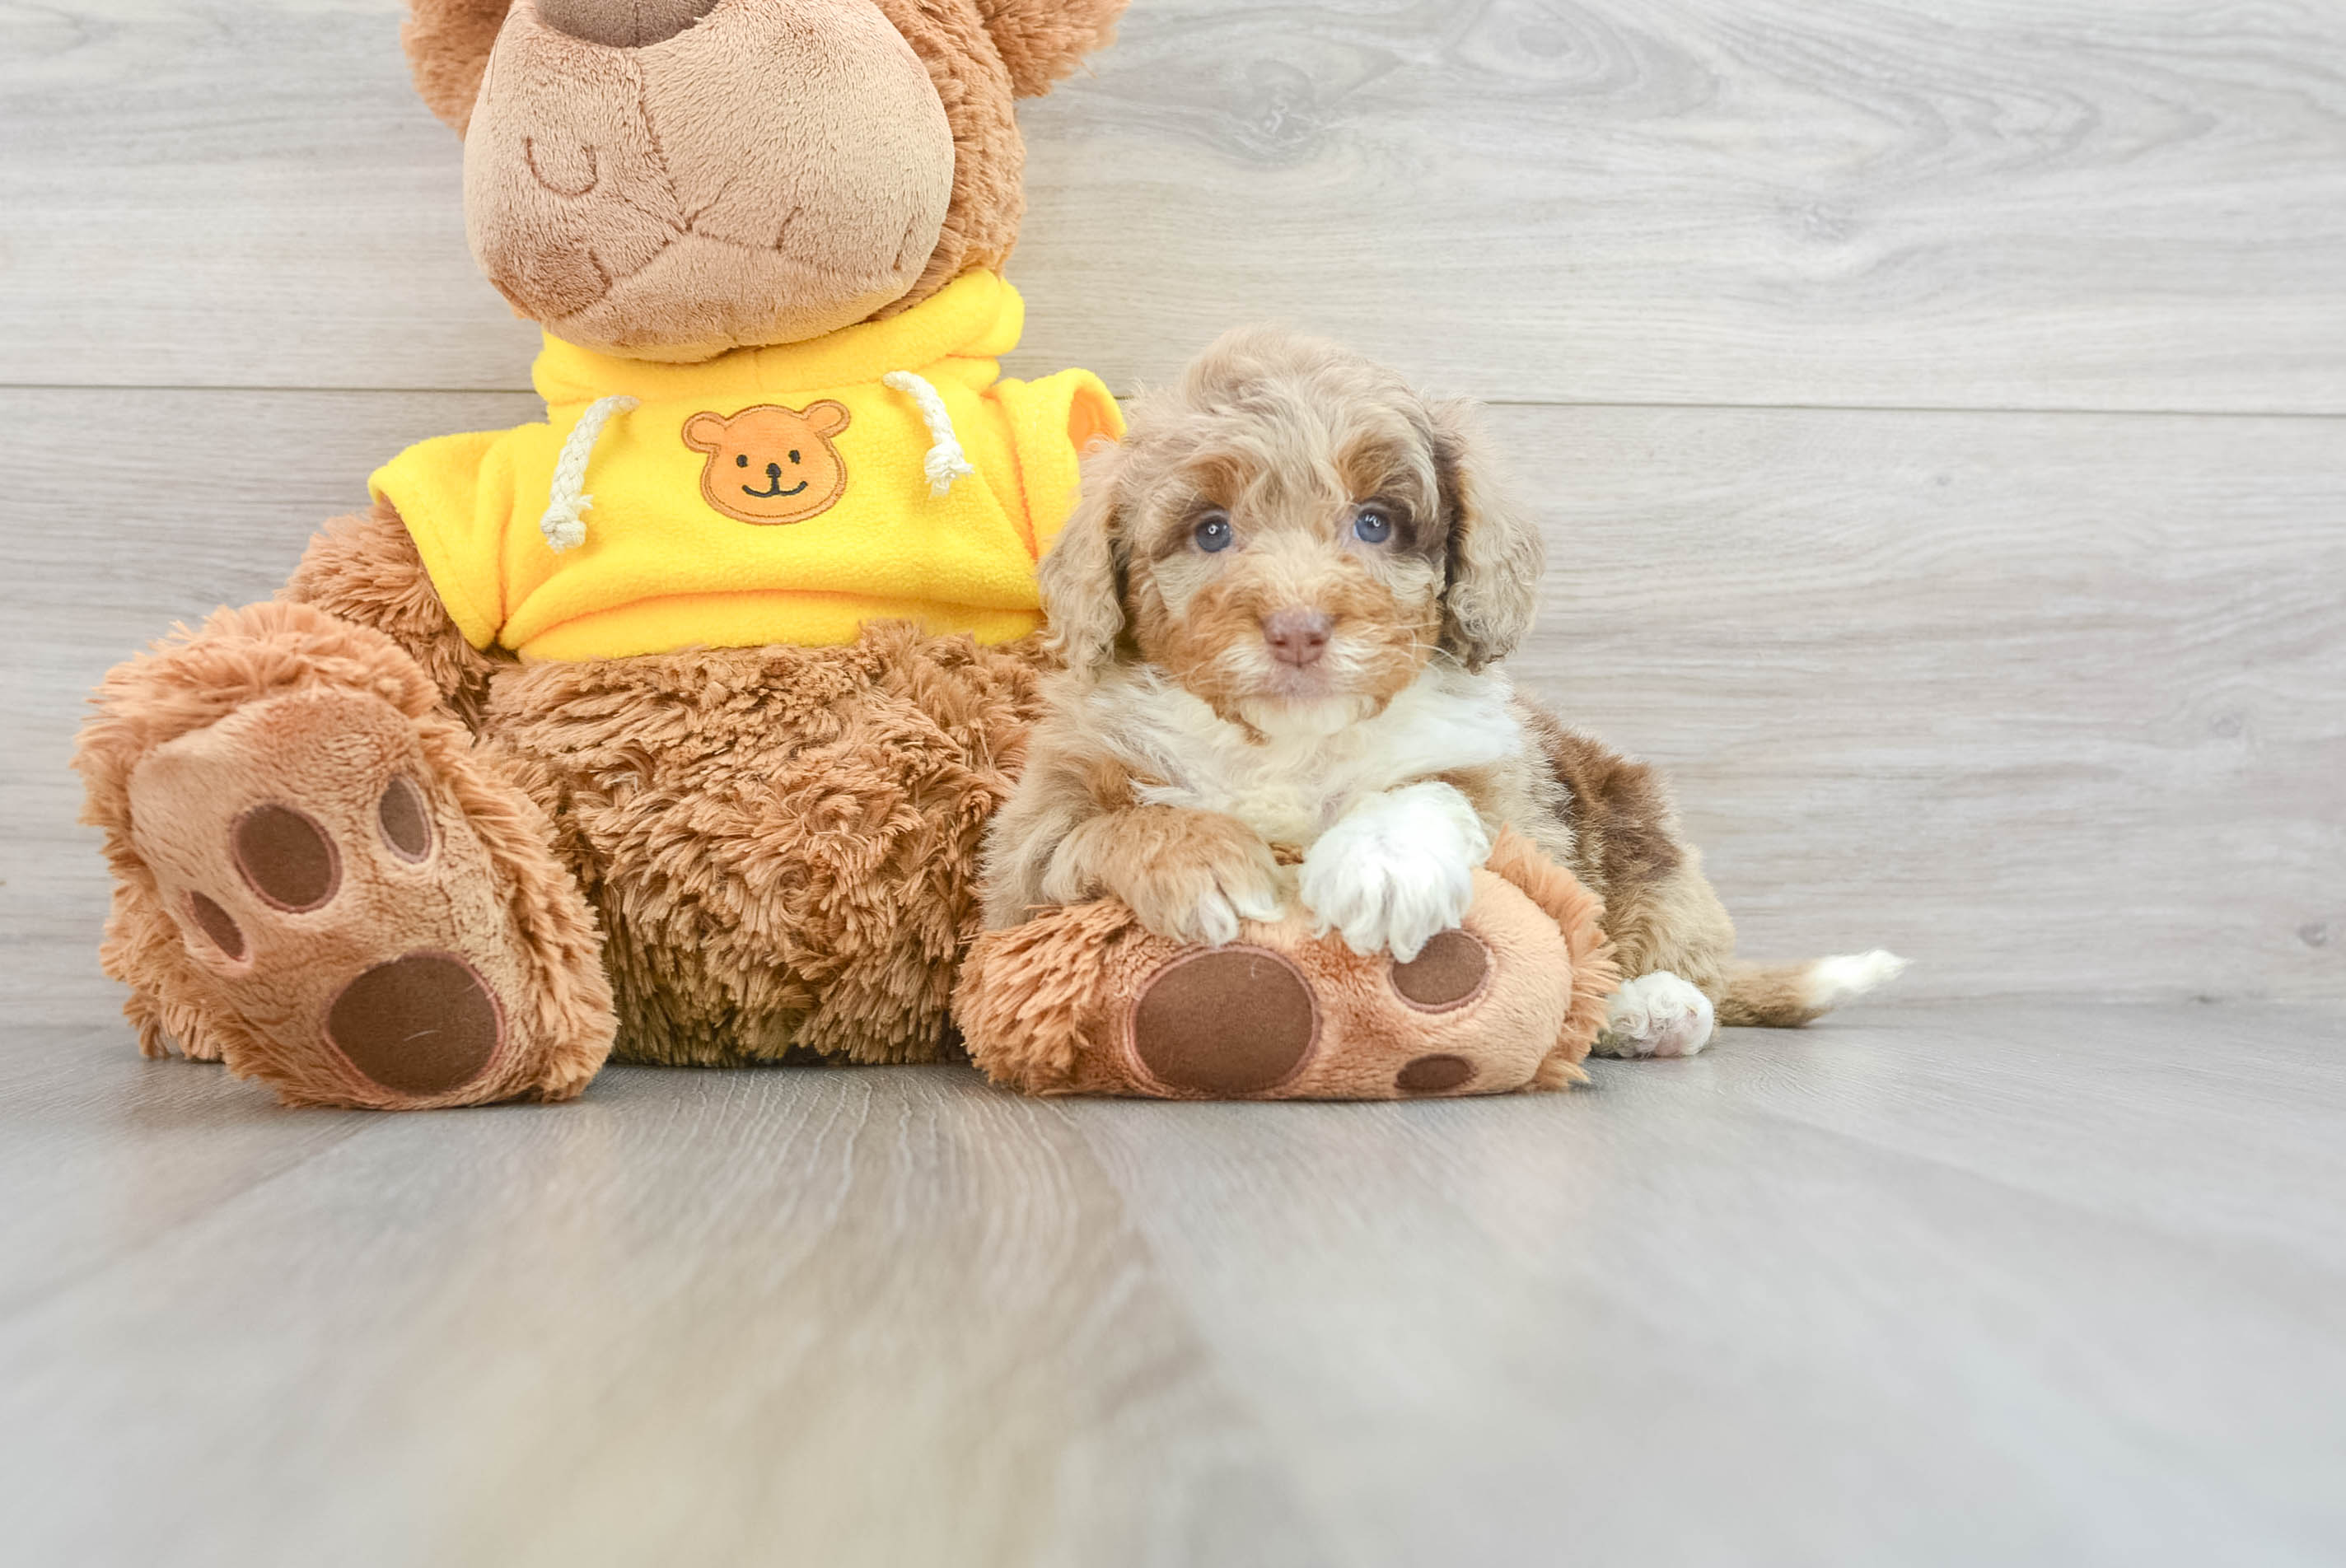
<box><xmin>958</xmin><ymin>842</ymin><xmax>1619</xmax><ymax>1101</ymax></box>
<box><xmin>77</xmin><ymin>603</ymin><xmax>615</xmax><ymax>1109</ymax></box>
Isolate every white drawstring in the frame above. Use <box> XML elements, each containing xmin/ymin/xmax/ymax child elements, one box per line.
<box><xmin>543</xmin><ymin>376</ymin><xmax>967</xmax><ymax>551</ymax></box>
<box><xmin>540</xmin><ymin>394</ymin><xmax>638</xmax><ymax>553</ymax></box>
<box><xmin>883</xmin><ymin>370</ymin><xmax>977</xmax><ymax>498</ymax></box>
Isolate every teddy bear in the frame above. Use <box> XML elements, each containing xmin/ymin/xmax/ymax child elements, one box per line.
<box><xmin>74</xmin><ymin>0</ymin><xmax>1131</xmax><ymax>1110</ymax></box>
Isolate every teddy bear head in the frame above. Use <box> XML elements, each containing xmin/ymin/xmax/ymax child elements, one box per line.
<box><xmin>403</xmin><ymin>0</ymin><xmax>1124</xmax><ymax>363</ymax></box>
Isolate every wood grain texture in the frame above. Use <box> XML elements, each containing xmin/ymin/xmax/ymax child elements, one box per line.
<box><xmin>1489</xmin><ymin>403</ymin><xmax>2346</xmax><ymax>1003</ymax></box>
<box><xmin>8</xmin><ymin>389</ymin><xmax>2339</xmax><ymax>1005</ymax></box>
<box><xmin>2</xmin><ymin>1002</ymin><xmax>2343</xmax><ymax>1566</ymax></box>
<box><xmin>7</xmin><ymin>3</ymin><xmax>2346</xmax><ymax>1564</ymax></box>
<box><xmin>5</xmin><ymin>1</ymin><xmax>2345</xmax><ymax>408</ymax></box>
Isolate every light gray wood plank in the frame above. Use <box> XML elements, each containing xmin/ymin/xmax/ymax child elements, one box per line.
<box><xmin>9</xmin><ymin>389</ymin><xmax>2340</xmax><ymax>1005</ymax></box>
<box><xmin>1068</xmin><ymin>1001</ymin><xmax>2346</xmax><ymax>1567</ymax></box>
<box><xmin>0</xmin><ymin>1046</ymin><xmax>1338</xmax><ymax>1568</ymax></box>
<box><xmin>1023</xmin><ymin>0</ymin><xmax>2346</xmax><ymax>411</ymax></box>
<box><xmin>5</xmin><ymin>1</ymin><xmax>2345</xmax><ymax>410</ymax></box>
<box><xmin>3</xmin><ymin>1002</ymin><xmax>2343</xmax><ymax>1566</ymax></box>
<box><xmin>1488</xmin><ymin>402</ymin><xmax>2346</xmax><ymax>1003</ymax></box>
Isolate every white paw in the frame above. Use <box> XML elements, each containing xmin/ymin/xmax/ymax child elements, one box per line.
<box><xmin>1594</xmin><ymin>972</ymin><xmax>1717</xmax><ymax>1059</ymax></box>
<box><xmin>1299</xmin><ymin>783</ymin><xmax>1493</xmax><ymax>962</ymax></box>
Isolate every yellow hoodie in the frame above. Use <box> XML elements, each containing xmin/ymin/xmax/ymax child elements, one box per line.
<box><xmin>370</xmin><ymin>272</ymin><xmax>1122</xmax><ymax>662</ymax></box>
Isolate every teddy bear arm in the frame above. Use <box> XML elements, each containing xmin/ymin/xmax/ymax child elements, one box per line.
<box><xmin>279</xmin><ymin>497</ymin><xmax>507</xmax><ymax>731</ymax></box>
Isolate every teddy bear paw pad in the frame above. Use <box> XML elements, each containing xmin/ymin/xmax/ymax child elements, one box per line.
<box><xmin>1394</xmin><ymin>1053</ymin><xmax>1477</xmax><ymax>1094</ymax></box>
<box><xmin>231</xmin><ymin>804</ymin><xmax>342</xmax><ymax>911</ymax></box>
<box><xmin>327</xmin><ymin>954</ymin><xmax>503</xmax><ymax>1096</ymax></box>
<box><xmin>1390</xmin><ymin>929</ymin><xmax>1491</xmax><ymax>1011</ymax></box>
<box><xmin>1129</xmin><ymin>946</ymin><xmax>1320</xmax><ymax>1097</ymax></box>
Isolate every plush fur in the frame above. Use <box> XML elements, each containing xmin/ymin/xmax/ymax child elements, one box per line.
<box><xmin>77</xmin><ymin>0</ymin><xmax>1128</xmax><ymax>1108</ymax></box>
<box><xmin>971</xmin><ymin>0</ymin><xmax>1124</xmax><ymax>98</ymax></box>
<box><xmin>403</xmin><ymin>0</ymin><xmax>513</xmax><ymax>131</ymax></box>
<box><xmin>984</xmin><ymin>329</ymin><xmax>1904</xmax><ymax>1060</ymax></box>
<box><xmin>481</xmin><ymin>615</ymin><xmax>1046</xmax><ymax>1067</ymax></box>
<box><xmin>956</xmin><ymin>828</ymin><xmax>1619</xmax><ymax>1099</ymax></box>
<box><xmin>77</xmin><ymin>600</ymin><xmax>615</xmax><ymax>1108</ymax></box>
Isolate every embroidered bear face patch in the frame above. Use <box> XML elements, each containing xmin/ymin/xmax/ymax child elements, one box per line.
<box><xmin>683</xmin><ymin>401</ymin><xmax>853</xmax><ymax>525</ymax></box>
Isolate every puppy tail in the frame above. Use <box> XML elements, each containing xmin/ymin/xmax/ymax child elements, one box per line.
<box><xmin>1716</xmin><ymin>950</ymin><xmax>1909</xmax><ymax>1028</ymax></box>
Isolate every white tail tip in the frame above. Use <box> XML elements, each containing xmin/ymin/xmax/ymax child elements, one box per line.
<box><xmin>1805</xmin><ymin>950</ymin><xmax>1909</xmax><ymax>1010</ymax></box>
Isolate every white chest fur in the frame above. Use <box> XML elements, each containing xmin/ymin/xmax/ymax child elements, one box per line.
<box><xmin>1085</xmin><ymin>662</ymin><xmax>1528</xmax><ymax>848</ymax></box>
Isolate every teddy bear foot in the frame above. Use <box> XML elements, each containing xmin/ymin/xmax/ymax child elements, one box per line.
<box><xmin>956</xmin><ymin>831</ymin><xmax>1622</xmax><ymax>1102</ymax></box>
<box><xmin>1121</xmin><ymin>929</ymin><xmax>1518</xmax><ymax>1099</ymax></box>
<box><xmin>122</xmin><ymin>683</ymin><xmax>613</xmax><ymax>1109</ymax></box>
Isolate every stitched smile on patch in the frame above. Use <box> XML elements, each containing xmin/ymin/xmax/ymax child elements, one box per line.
<box><xmin>740</xmin><ymin>457</ymin><xmax>811</xmax><ymax>500</ymax></box>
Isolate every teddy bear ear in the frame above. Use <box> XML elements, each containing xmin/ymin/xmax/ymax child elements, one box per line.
<box><xmin>974</xmin><ymin>0</ymin><xmax>1128</xmax><ymax>99</ymax></box>
<box><xmin>403</xmin><ymin>0</ymin><xmax>515</xmax><ymax>133</ymax></box>
<box><xmin>682</xmin><ymin>412</ymin><xmax>728</xmax><ymax>452</ymax></box>
<box><xmin>805</xmin><ymin>401</ymin><xmax>853</xmax><ymax>438</ymax></box>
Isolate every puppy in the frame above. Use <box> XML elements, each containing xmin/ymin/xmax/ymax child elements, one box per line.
<box><xmin>982</xmin><ymin>329</ymin><xmax>1903</xmax><ymax>1057</ymax></box>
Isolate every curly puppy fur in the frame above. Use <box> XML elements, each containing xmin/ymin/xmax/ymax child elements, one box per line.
<box><xmin>984</xmin><ymin>329</ymin><xmax>1895</xmax><ymax>1043</ymax></box>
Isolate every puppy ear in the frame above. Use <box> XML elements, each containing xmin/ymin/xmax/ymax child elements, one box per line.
<box><xmin>404</xmin><ymin>0</ymin><xmax>514</xmax><ymax>133</ymax></box>
<box><xmin>1038</xmin><ymin>444</ymin><xmax>1129</xmax><ymax>680</ymax></box>
<box><xmin>1432</xmin><ymin>399</ymin><xmax>1545</xmax><ymax>670</ymax></box>
<box><xmin>974</xmin><ymin>0</ymin><xmax>1128</xmax><ymax>99</ymax></box>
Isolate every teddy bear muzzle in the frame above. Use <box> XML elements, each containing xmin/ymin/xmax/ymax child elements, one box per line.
<box><xmin>464</xmin><ymin>0</ymin><xmax>957</xmax><ymax>362</ymax></box>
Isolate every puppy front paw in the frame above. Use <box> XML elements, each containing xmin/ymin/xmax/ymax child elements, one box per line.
<box><xmin>1047</xmin><ymin>808</ymin><xmax>1285</xmax><ymax>948</ymax></box>
<box><xmin>1300</xmin><ymin>784</ymin><xmax>1493</xmax><ymax>961</ymax></box>
<box><xmin>1592</xmin><ymin>972</ymin><xmax>1717</xmax><ymax>1059</ymax></box>
<box><xmin>1125</xmin><ymin>852</ymin><xmax>1285</xmax><ymax>948</ymax></box>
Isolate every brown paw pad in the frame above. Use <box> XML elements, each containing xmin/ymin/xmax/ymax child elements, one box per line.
<box><xmin>1391</xmin><ymin>930</ymin><xmax>1490</xmax><ymax>1012</ymax></box>
<box><xmin>1130</xmin><ymin>947</ymin><xmax>1319</xmax><ymax>1096</ymax></box>
<box><xmin>1396</xmin><ymin>1054</ymin><xmax>1476</xmax><ymax>1095</ymax></box>
<box><xmin>186</xmin><ymin>891</ymin><xmax>246</xmax><ymax>960</ymax></box>
<box><xmin>326</xmin><ymin>954</ymin><xmax>502</xmax><ymax>1097</ymax></box>
<box><xmin>376</xmin><ymin>776</ymin><xmax>434</xmax><ymax>862</ymax></box>
<box><xmin>232</xmin><ymin>804</ymin><xmax>340</xmax><ymax>912</ymax></box>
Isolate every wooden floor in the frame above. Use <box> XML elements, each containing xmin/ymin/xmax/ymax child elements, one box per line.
<box><xmin>4</xmin><ymin>1</ymin><xmax>2344</xmax><ymax>1562</ymax></box>
<box><xmin>4</xmin><ymin>1001</ymin><xmax>2344</xmax><ymax>1566</ymax></box>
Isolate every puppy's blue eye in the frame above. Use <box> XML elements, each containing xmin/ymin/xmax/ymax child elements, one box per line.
<box><xmin>1353</xmin><ymin>506</ymin><xmax>1395</xmax><ymax>545</ymax></box>
<box><xmin>1194</xmin><ymin>513</ymin><xmax>1235</xmax><ymax>553</ymax></box>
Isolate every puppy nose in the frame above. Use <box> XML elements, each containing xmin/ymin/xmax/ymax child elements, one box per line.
<box><xmin>538</xmin><ymin>0</ymin><xmax>718</xmax><ymax>48</ymax></box>
<box><xmin>1262</xmin><ymin>609</ymin><xmax>1334</xmax><ymax>668</ymax></box>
